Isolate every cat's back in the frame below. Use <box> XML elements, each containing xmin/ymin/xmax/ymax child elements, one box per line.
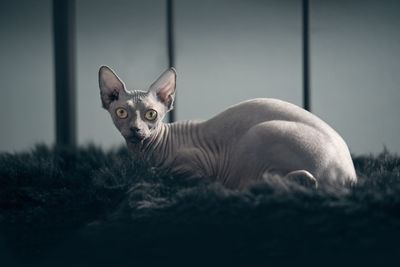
<box><xmin>205</xmin><ymin>98</ymin><xmax>332</xmax><ymax>135</ymax></box>
<box><xmin>203</xmin><ymin>98</ymin><xmax>351</xmax><ymax>161</ymax></box>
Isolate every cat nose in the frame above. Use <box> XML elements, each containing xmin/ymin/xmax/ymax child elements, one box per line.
<box><xmin>130</xmin><ymin>127</ymin><xmax>141</xmax><ymax>133</ymax></box>
<box><xmin>131</xmin><ymin>126</ymin><xmax>142</xmax><ymax>136</ymax></box>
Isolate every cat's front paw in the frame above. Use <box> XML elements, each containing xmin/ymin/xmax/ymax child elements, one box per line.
<box><xmin>285</xmin><ymin>170</ymin><xmax>318</xmax><ymax>189</ymax></box>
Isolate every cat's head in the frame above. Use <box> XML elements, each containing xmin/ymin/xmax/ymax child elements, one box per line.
<box><xmin>98</xmin><ymin>66</ymin><xmax>176</xmax><ymax>144</ymax></box>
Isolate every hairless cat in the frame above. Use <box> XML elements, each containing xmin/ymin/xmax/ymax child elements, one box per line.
<box><xmin>98</xmin><ymin>66</ymin><xmax>357</xmax><ymax>190</ymax></box>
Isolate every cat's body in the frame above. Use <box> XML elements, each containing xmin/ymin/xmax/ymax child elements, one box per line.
<box><xmin>99</xmin><ymin>66</ymin><xmax>357</xmax><ymax>190</ymax></box>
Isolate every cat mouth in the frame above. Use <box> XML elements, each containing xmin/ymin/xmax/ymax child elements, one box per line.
<box><xmin>127</xmin><ymin>134</ymin><xmax>147</xmax><ymax>144</ymax></box>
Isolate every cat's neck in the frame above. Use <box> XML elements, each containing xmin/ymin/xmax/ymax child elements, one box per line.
<box><xmin>128</xmin><ymin>120</ymin><xmax>203</xmax><ymax>166</ymax></box>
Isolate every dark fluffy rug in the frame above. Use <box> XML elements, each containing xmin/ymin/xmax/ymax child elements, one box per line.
<box><xmin>1</xmin><ymin>145</ymin><xmax>400</xmax><ymax>266</ymax></box>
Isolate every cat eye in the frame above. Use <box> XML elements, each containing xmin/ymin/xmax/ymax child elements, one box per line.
<box><xmin>145</xmin><ymin>109</ymin><xmax>158</xmax><ymax>121</ymax></box>
<box><xmin>115</xmin><ymin>107</ymin><xmax>128</xmax><ymax>119</ymax></box>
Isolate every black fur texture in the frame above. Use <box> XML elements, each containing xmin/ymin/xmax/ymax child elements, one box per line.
<box><xmin>1</xmin><ymin>145</ymin><xmax>399</xmax><ymax>266</ymax></box>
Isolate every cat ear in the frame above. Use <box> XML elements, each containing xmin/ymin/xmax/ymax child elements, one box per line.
<box><xmin>148</xmin><ymin>68</ymin><xmax>176</xmax><ymax>110</ymax></box>
<box><xmin>98</xmin><ymin>66</ymin><xmax>127</xmax><ymax>109</ymax></box>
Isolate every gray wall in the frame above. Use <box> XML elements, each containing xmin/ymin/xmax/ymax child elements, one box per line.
<box><xmin>312</xmin><ymin>0</ymin><xmax>400</xmax><ymax>154</ymax></box>
<box><xmin>0</xmin><ymin>0</ymin><xmax>399</xmax><ymax>155</ymax></box>
<box><xmin>0</xmin><ymin>0</ymin><xmax>54</xmax><ymax>152</ymax></box>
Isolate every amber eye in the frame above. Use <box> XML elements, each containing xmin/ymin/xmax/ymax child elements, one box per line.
<box><xmin>144</xmin><ymin>109</ymin><xmax>158</xmax><ymax>121</ymax></box>
<box><xmin>115</xmin><ymin>108</ymin><xmax>128</xmax><ymax>119</ymax></box>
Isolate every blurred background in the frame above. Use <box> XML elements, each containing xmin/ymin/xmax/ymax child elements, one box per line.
<box><xmin>0</xmin><ymin>0</ymin><xmax>399</xmax><ymax>155</ymax></box>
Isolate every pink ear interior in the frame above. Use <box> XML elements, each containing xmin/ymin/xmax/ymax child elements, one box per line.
<box><xmin>148</xmin><ymin>68</ymin><xmax>176</xmax><ymax>109</ymax></box>
<box><xmin>157</xmin><ymin>80</ymin><xmax>174</xmax><ymax>104</ymax></box>
<box><xmin>99</xmin><ymin>66</ymin><xmax>126</xmax><ymax>109</ymax></box>
<box><xmin>100</xmin><ymin>69</ymin><xmax>124</xmax><ymax>93</ymax></box>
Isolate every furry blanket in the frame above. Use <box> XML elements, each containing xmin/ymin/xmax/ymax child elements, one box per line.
<box><xmin>1</xmin><ymin>145</ymin><xmax>399</xmax><ymax>266</ymax></box>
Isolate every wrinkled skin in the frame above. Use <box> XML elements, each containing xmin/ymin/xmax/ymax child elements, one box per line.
<box><xmin>98</xmin><ymin>66</ymin><xmax>357</xmax><ymax>190</ymax></box>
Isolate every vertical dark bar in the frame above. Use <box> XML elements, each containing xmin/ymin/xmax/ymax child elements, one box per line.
<box><xmin>52</xmin><ymin>0</ymin><xmax>76</xmax><ymax>147</ymax></box>
<box><xmin>167</xmin><ymin>0</ymin><xmax>176</xmax><ymax>122</ymax></box>
<box><xmin>302</xmin><ymin>0</ymin><xmax>311</xmax><ymax>111</ymax></box>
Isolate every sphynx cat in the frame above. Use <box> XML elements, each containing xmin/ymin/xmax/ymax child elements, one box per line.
<box><xmin>98</xmin><ymin>66</ymin><xmax>357</xmax><ymax>190</ymax></box>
